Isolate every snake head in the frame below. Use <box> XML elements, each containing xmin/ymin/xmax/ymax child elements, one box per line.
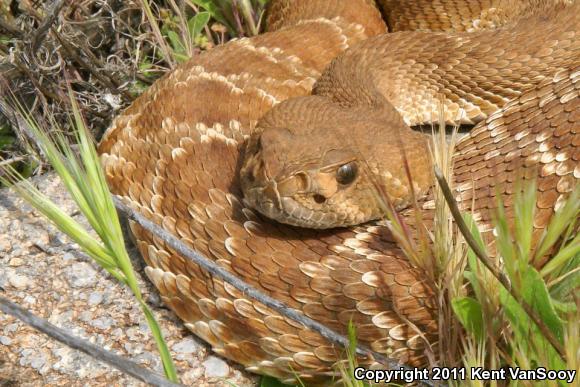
<box><xmin>241</xmin><ymin>123</ymin><xmax>385</xmax><ymax>228</ymax></box>
<box><xmin>240</xmin><ymin>96</ymin><xmax>433</xmax><ymax>229</ymax></box>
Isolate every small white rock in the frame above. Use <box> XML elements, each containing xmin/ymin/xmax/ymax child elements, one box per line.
<box><xmin>104</xmin><ymin>93</ymin><xmax>122</xmax><ymax>110</ymax></box>
<box><xmin>69</xmin><ymin>262</ymin><xmax>97</xmax><ymax>288</ymax></box>
<box><xmin>172</xmin><ymin>337</ymin><xmax>201</xmax><ymax>354</ymax></box>
<box><xmin>203</xmin><ymin>356</ymin><xmax>229</xmax><ymax>378</ymax></box>
<box><xmin>62</xmin><ymin>252</ymin><xmax>75</xmax><ymax>261</ymax></box>
<box><xmin>90</xmin><ymin>317</ymin><xmax>113</xmax><ymax>330</ymax></box>
<box><xmin>36</xmin><ymin>231</ymin><xmax>50</xmax><ymax>246</ymax></box>
<box><xmin>4</xmin><ymin>323</ymin><xmax>18</xmax><ymax>333</ymax></box>
<box><xmin>8</xmin><ymin>273</ymin><xmax>31</xmax><ymax>289</ymax></box>
<box><xmin>88</xmin><ymin>292</ymin><xmax>103</xmax><ymax>306</ymax></box>
<box><xmin>0</xmin><ymin>336</ymin><xmax>12</xmax><ymax>345</ymax></box>
<box><xmin>182</xmin><ymin>368</ymin><xmax>204</xmax><ymax>384</ymax></box>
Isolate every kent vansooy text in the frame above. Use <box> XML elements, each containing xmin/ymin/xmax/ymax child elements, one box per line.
<box><xmin>353</xmin><ymin>366</ymin><xmax>577</xmax><ymax>384</ymax></box>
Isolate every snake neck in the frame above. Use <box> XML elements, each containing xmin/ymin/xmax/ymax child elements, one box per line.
<box><xmin>377</xmin><ymin>0</ymin><xmax>575</xmax><ymax>32</ymax></box>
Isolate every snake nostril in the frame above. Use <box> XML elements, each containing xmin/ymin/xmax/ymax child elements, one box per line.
<box><xmin>313</xmin><ymin>194</ymin><xmax>326</xmax><ymax>204</ymax></box>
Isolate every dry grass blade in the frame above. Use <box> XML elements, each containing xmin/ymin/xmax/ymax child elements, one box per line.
<box><xmin>140</xmin><ymin>0</ymin><xmax>178</xmax><ymax>68</ymax></box>
<box><xmin>0</xmin><ymin>156</ymin><xmax>26</xmax><ymax>167</ymax></box>
<box><xmin>31</xmin><ymin>0</ymin><xmax>67</xmax><ymax>51</ymax></box>
<box><xmin>428</xmin><ymin>102</ymin><xmax>467</xmax><ymax>366</ymax></box>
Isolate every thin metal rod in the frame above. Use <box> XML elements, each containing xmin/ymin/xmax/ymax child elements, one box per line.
<box><xmin>0</xmin><ymin>296</ymin><xmax>183</xmax><ymax>387</ymax></box>
<box><xmin>113</xmin><ymin>196</ymin><xmax>441</xmax><ymax>387</ymax></box>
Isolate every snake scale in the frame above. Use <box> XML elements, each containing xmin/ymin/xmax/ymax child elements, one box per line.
<box><xmin>98</xmin><ymin>0</ymin><xmax>579</xmax><ymax>384</ymax></box>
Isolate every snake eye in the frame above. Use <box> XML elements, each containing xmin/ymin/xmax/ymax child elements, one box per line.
<box><xmin>336</xmin><ymin>162</ymin><xmax>358</xmax><ymax>185</ymax></box>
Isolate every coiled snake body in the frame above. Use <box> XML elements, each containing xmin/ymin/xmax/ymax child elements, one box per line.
<box><xmin>99</xmin><ymin>0</ymin><xmax>579</xmax><ymax>383</ymax></box>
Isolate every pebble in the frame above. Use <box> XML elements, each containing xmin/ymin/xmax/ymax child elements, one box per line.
<box><xmin>10</xmin><ymin>247</ymin><xmax>26</xmax><ymax>257</ymax></box>
<box><xmin>0</xmin><ymin>336</ymin><xmax>12</xmax><ymax>345</ymax></box>
<box><xmin>88</xmin><ymin>292</ymin><xmax>103</xmax><ymax>306</ymax></box>
<box><xmin>79</xmin><ymin>311</ymin><xmax>93</xmax><ymax>323</ymax></box>
<box><xmin>172</xmin><ymin>337</ymin><xmax>201</xmax><ymax>354</ymax></box>
<box><xmin>124</xmin><ymin>342</ymin><xmax>144</xmax><ymax>355</ymax></box>
<box><xmin>135</xmin><ymin>351</ymin><xmax>158</xmax><ymax>367</ymax></box>
<box><xmin>36</xmin><ymin>231</ymin><xmax>50</xmax><ymax>246</ymax></box>
<box><xmin>62</xmin><ymin>252</ymin><xmax>75</xmax><ymax>261</ymax></box>
<box><xmin>30</xmin><ymin>353</ymin><xmax>47</xmax><ymax>370</ymax></box>
<box><xmin>69</xmin><ymin>262</ymin><xmax>97</xmax><ymax>288</ymax></box>
<box><xmin>147</xmin><ymin>291</ymin><xmax>162</xmax><ymax>307</ymax></box>
<box><xmin>8</xmin><ymin>273</ymin><xmax>32</xmax><ymax>289</ymax></box>
<box><xmin>90</xmin><ymin>317</ymin><xmax>113</xmax><ymax>330</ymax></box>
<box><xmin>4</xmin><ymin>323</ymin><xmax>18</xmax><ymax>333</ymax></box>
<box><xmin>8</xmin><ymin>257</ymin><xmax>24</xmax><ymax>267</ymax></box>
<box><xmin>203</xmin><ymin>356</ymin><xmax>229</xmax><ymax>378</ymax></box>
<box><xmin>0</xmin><ymin>238</ymin><xmax>11</xmax><ymax>253</ymax></box>
<box><xmin>182</xmin><ymin>368</ymin><xmax>204</xmax><ymax>384</ymax></box>
<box><xmin>110</xmin><ymin>328</ymin><xmax>123</xmax><ymax>339</ymax></box>
<box><xmin>20</xmin><ymin>348</ymin><xmax>47</xmax><ymax>371</ymax></box>
<box><xmin>126</xmin><ymin>327</ymin><xmax>142</xmax><ymax>341</ymax></box>
<box><xmin>49</xmin><ymin>310</ymin><xmax>74</xmax><ymax>326</ymax></box>
<box><xmin>51</xmin><ymin>347</ymin><xmax>73</xmax><ymax>372</ymax></box>
<box><xmin>139</xmin><ymin>321</ymin><xmax>151</xmax><ymax>333</ymax></box>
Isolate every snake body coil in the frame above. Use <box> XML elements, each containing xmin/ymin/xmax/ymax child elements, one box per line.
<box><xmin>99</xmin><ymin>0</ymin><xmax>579</xmax><ymax>383</ymax></box>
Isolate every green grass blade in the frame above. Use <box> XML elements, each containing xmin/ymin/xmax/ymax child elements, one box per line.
<box><xmin>452</xmin><ymin>296</ymin><xmax>484</xmax><ymax>342</ymax></box>
<box><xmin>541</xmin><ymin>232</ymin><xmax>580</xmax><ymax>277</ymax></box>
<box><xmin>260</xmin><ymin>376</ymin><xmax>295</xmax><ymax>387</ymax></box>
<box><xmin>514</xmin><ymin>181</ymin><xmax>536</xmax><ymax>263</ymax></box>
<box><xmin>140</xmin><ymin>300</ymin><xmax>178</xmax><ymax>381</ymax></box>
<box><xmin>0</xmin><ymin>171</ymin><xmax>121</xmax><ymax>279</ymax></box>
<box><xmin>0</xmin><ymin>95</ymin><xmax>178</xmax><ymax>382</ymax></box>
<box><xmin>534</xmin><ymin>185</ymin><xmax>579</xmax><ymax>263</ymax></box>
<box><xmin>493</xmin><ymin>195</ymin><xmax>517</xmax><ymax>281</ymax></box>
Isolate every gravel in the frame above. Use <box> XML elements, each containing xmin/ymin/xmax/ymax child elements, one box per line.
<box><xmin>0</xmin><ymin>172</ymin><xmax>257</xmax><ymax>386</ymax></box>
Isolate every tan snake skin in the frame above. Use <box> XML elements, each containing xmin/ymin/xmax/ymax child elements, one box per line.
<box><xmin>98</xmin><ymin>0</ymin><xmax>579</xmax><ymax>384</ymax></box>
